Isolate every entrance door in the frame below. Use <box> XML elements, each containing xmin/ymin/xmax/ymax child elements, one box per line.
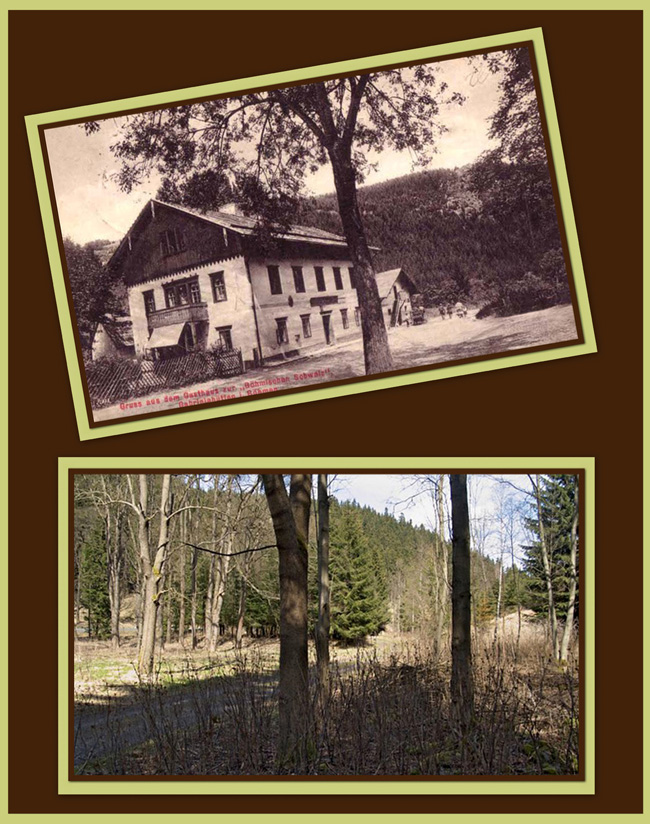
<box><xmin>322</xmin><ymin>312</ymin><xmax>333</xmax><ymax>345</ymax></box>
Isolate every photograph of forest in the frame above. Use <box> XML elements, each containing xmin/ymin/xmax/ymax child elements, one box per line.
<box><xmin>72</xmin><ymin>472</ymin><xmax>580</xmax><ymax>777</ymax></box>
<box><xmin>41</xmin><ymin>42</ymin><xmax>582</xmax><ymax>425</ymax></box>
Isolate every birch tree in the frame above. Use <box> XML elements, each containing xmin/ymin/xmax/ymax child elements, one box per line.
<box><xmin>315</xmin><ymin>473</ymin><xmax>331</xmax><ymax>709</ymax></box>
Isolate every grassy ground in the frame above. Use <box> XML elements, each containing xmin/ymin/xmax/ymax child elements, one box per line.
<box><xmin>93</xmin><ymin>303</ymin><xmax>578</xmax><ymax>422</ymax></box>
<box><xmin>73</xmin><ymin>627</ymin><xmax>579</xmax><ymax>777</ymax></box>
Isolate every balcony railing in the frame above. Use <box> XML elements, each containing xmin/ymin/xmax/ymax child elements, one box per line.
<box><xmin>147</xmin><ymin>302</ymin><xmax>209</xmax><ymax>328</ymax></box>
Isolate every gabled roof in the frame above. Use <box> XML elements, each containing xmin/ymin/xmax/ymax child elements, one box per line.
<box><xmin>107</xmin><ymin>199</ymin><xmax>352</xmax><ymax>270</ymax></box>
<box><xmin>95</xmin><ymin>317</ymin><xmax>134</xmax><ymax>349</ymax></box>
<box><xmin>172</xmin><ymin>201</ymin><xmax>349</xmax><ymax>247</ymax></box>
<box><xmin>374</xmin><ymin>268</ymin><xmax>418</xmax><ymax>300</ymax></box>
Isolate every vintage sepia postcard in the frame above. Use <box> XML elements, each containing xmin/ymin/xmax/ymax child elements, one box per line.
<box><xmin>60</xmin><ymin>457</ymin><xmax>593</xmax><ymax>790</ymax></box>
<box><xmin>28</xmin><ymin>29</ymin><xmax>596</xmax><ymax>440</ymax></box>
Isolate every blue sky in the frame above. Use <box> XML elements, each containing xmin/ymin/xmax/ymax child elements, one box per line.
<box><xmin>336</xmin><ymin>473</ymin><xmax>534</xmax><ymax>565</ymax></box>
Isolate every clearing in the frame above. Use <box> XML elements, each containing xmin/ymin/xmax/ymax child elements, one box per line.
<box><xmin>93</xmin><ymin>303</ymin><xmax>578</xmax><ymax>421</ymax></box>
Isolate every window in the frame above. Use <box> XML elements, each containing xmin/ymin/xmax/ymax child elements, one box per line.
<box><xmin>315</xmin><ymin>266</ymin><xmax>326</xmax><ymax>292</ymax></box>
<box><xmin>333</xmin><ymin>267</ymin><xmax>344</xmax><ymax>290</ymax></box>
<box><xmin>340</xmin><ymin>308</ymin><xmax>349</xmax><ymax>329</ymax></box>
<box><xmin>163</xmin><ymin>277</ymin><xmax>201</xmax><ymax>308</ymax></box>
<box><xmin>216</xmin><ymin>326</ymin><xmax>233</xmax><ymax>350</ymax></box>
<box><xmin>292</xmin><ymin>266</ymin><xmax>306</xmax><ymax>293</ymax></box>
<box><xmin>159</xmin><ymin>227</ymin><xmax>186</xmax><ymax>257</ymax></box>
<box><xmin>164</xmin><ymin>284</ymin><xmax>177</xmax><ymax>308</ymax></box>
<box><xmin>275</xmin><ymin>317</ymin><xmax>289</xmax><ymax>345</ymax></box>
<box><xmin>143</xmin><ymin>290</ymin><xmax>156</xmax><ymax>315</ymax></box>
<box><xmin>355</xmin><ymin>307</ymin><xmax>361</xmax><ymax>326</ymax></box>
<box><xmin>301</xmin><ymin>314</ymin><xmax>312</xmax><ymax>338</ymax></box>
<box><xmin>349</xmin><ymin>266</ymin><xmax>357</xmax><ymax>290</ymax></box>
<box><xmin>211</xmin><ymin>271</ymin><xmax>227</xmax><ymax>302</ymax></box>
<box><xmin>268</xmin><ymin>265</ymin><xmax>282</xmax><ymax>295</ymax></box>
<box><xmin>177</xmin><ymin>283</ymin><xmax>189</xmax><ymax>305</ymax></box>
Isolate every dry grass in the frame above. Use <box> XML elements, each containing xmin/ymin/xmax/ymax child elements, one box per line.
<box><xmin>73</xmin><ymin>628</ymin><xmax>579</xmax><ymax>776</ymax></box>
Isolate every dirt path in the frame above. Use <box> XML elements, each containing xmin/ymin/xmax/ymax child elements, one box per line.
<box><xmin>73</xmin><ymin>671</ymin><xmax>275</xmax><ymax>770</ymax></box>
<box><xmin>92</xmin><ymin>303</ymin><xmax>578</xmax><ymax>422</ymax></box>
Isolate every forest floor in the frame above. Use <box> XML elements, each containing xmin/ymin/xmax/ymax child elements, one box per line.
<box><xmin>72</xmin><ymin>628</ymin><xmax>580</xmax><ymax>777</ymax></box>
<box><xmin>93</xmin><ymin>303</ymin><xmax>579</xmax><ymax>422</ymax></box>
<box><xmin>73</xmin><ymin>632</ymin><xmax>410</xmax><ymax>770</ymax></box>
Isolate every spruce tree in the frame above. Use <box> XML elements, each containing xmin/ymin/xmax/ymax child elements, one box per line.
<box><xmin>330</xmin><ymin>505</ymin><xmax>388</xmax><ymax>644</ymax></box>
<box><xmin>523</xmin><ymin>475</ymin><xmax>578</xmax><ymax>621</ymax></box>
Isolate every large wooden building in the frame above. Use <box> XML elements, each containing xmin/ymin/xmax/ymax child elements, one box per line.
<box><xmin>107</xmin><ymin>199</ymin><xmax>418</xmax><ymax>368</ymax></box>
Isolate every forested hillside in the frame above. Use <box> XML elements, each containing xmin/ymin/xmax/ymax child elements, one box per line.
<box><xmin>295</xmin><ymin>159</ymin><xmax>571</xmax><ymax>316</ymax></box>
<box><xmin>74</xmin><ymin>474</ymin><xmax>575</xmax><ymax>651</ymax></box>
<box><xmin>74</xmin><ymin>480</ymin><xmax>509</xmax><ymax>647</ymax></box>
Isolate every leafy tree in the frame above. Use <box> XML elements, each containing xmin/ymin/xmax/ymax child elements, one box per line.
<box><xmin>62</xmin><ymin>238</ymin><xmax>120</xmax><ymax>358</ymax></box>
<box><xmin>330</xmin><ymin>504</ymin><xmax>388</xmax><ymax>644</ymax></box>
<box><xmin>90</xmin><ymin>65</ymin><xmax>461</xmax><ymax>374</ymax></box>
<box><xmin>156</xmin><ymin>169</ymin><xmax>234</xmax><ymax>212</ymax></box>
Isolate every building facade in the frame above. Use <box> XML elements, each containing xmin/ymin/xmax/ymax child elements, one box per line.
<box><xmin>108</xmin><ymin>199</ymin><xmax>416</xmax><ymax>369</ymax></box>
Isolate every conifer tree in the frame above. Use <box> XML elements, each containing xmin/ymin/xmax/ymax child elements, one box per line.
<box><xmin>330</xmin><ymin>505</ymin><xmax>388</xmax><ymax>644</ymax></box>
<box><xmin>523</xmin><ymin>474</ymin><xmax>578</xmax><ymax>622</ymax></box>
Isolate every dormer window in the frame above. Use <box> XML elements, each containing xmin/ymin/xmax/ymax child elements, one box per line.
<box><xmin>160</xmin><ymin>227</ymin><xmax>186</xmax><ymax>257</ymax></box>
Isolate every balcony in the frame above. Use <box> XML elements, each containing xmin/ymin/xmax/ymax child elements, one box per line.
<box><xmin>147</xmin><ymin>303</ymin><xmax>209</xmax><ymax>328</ymax></box>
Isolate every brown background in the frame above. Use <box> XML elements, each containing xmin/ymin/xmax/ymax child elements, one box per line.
<box><xmin>9</xmin><ymin>9</ymin><xmax>643</xmax><ymax>814</ymax></box>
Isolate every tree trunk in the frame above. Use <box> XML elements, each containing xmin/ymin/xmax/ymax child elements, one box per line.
<box><xmin>316</xmin><ymin>474</ymin><xmax>331</xmax><ymax>711</ymax></box>
<box><xmin>560</xmin><ymin>481</ymin><xmax>579</xmax><ymax>663</ymax></box>
<box><xmin>204</xmin><ymin>555</ymin><xmax>216</xmax><ymax>644</ymax></box>
<box><xmin>190</xmin><ymin>546</ymin><xmax>198</xmax><ymax>650</ymax></box>
<box><xmin>533</xmin><ymin>475</ymin><xmax>560</xmax><ymax>661</ymax></box>
<box><xmin>204</xmin><ymin>479</ymin><xmax>220</xmax><ymax>645</ymax></box>
<box><xmin>178</xmin><ymin>514</ymin><xmax>186</xmax><ymax>646</ymax></box>
<box><xmin>328</xmin><ymin>144</ymin><xmax>393</xmax><ymax>375</ymax></box>
<box><xmin>262</xmin><ymin>473</ymin><xmax>311</xmax><ymax>767</ymax></box>
<box><xmin>106</xmin><ymin>508</ymin><xmax>123</xmax><ymax>650</ymax></box>
<box><xmin>235</xmin><ymin>574</ymin><xmax>246</xmax><ymax>649</ymax></box>
<box><xmin>97</xmin><ymin>475</ymin><xmax>125</xmax><ymax>649</ymax></box>
<box><xmin>165</xmin><ymin>565</ymin><xmax>173</xmax><ymax>645</ymax></box>
<box><xmin>494</xmin><ymin>557</ymin><xmax>503</xmax><ymax>653</ymax></box>
<box><xmin>433</xmin><ymin>476</ymin><xmax>448</xmax><ymax>658</ymax></box>
<box><xmin>510</xmin><ymin>521</ymin><xmax>522</xmax><ymax>660</ymax></box>
<box><xmin>450</xmin><ymin>474</ymin><xmax>473</xmax><ymax>732</ymax></box>
<box><xmin>137</xmin><ymin>474</ymin><xmax>172</xmax><ymax>677</ymax></box>
<box><xmin>209</xmin><ymin>475</ymin><xmax>234</xmax><ymax>653</ymax></box>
